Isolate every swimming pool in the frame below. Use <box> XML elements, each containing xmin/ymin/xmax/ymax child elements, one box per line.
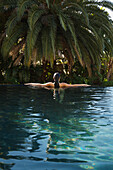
<box><xmin>0</xmin><ymin>85</ymin><xmax>113</xmax><ymax>170</ymax></box>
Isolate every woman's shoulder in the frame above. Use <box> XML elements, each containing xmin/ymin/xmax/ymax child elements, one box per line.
<box><xmin>60</xmin><ymin>83</ymin><xmax>70</xmax><ymax>88</ymax></box>
<box><xmin>44</xmin><ymin>82</ymin><xmax>54</xmax><ymax>87</ymax></box>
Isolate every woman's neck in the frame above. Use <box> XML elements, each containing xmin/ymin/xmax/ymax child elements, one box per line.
<box><xmin>54</xmin><ymin>81</ymin><xmax>59</xmax><ymax>88</ymax></box>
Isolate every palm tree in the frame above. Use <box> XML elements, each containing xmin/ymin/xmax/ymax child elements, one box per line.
<box><xmin>83</xmin><ymin>0</ymin><xmax>113</xmax><ymax>77</ymax></box>
<box><xmin>1</xmin><ymin>0</ymin><xmax>113</xmax><ymax>78</ymax></box>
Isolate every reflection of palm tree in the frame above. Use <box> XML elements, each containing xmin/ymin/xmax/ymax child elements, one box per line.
<box><xmin>0</xmin><ymin>162</ymin><xmax>14</xmax><ymax>170</ymax></box>
<box><xmin>29</xmin><ymin>88</ymin><xmax>102</xmax><ymax>157</ymax></box>
<box><xmin>0</xmin><ymin>86</ymin><xmax>41</xmax><ymax>165</ymax></box>
<box><xmin>0</xmin><ymin>86</ymin><xmax>107</xmax><ymax>165</ymax></box>
<box><xmin>40</xmin><ymin>115</ymin><xmax>95</xmax><ymax>155</ymax></box>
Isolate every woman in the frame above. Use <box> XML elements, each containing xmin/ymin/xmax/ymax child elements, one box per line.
<box><xmin>25</xmin><ymin>72</ymin><xmax>90</xmax><ymax>89</ymax></box>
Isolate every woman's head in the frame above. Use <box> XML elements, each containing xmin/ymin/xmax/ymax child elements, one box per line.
<box><xmin>53</xmin><ymin>72</ymin><xmax>60</xmax><ymax>83</ymax></box>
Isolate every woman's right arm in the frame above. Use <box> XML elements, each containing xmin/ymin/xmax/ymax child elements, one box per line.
<box><xmin>25</xmin><ymin>83</ymin><xmax>43</xmax><ymax>87</ymax></box>
<box><xmin>25</xmin><ymin>82</ymin><xmax>54</xmax><ymax>88</ymax></box>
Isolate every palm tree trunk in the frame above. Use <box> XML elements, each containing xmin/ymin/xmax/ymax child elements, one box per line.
<box><xmin>107</xmin><ymin>58</ymin><xmax>113</xmax><ymax>81</ymax></box>
<box><xmin>86</xmin><ymin>64</ymin><xmax>92</xmax><ymax>78</ymax></box>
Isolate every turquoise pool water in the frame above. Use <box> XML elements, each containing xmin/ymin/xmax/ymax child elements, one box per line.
<box><xmin>0</xmin><ymin>85</ymin><xmax>113</xmax><ymax>170</ymax></box>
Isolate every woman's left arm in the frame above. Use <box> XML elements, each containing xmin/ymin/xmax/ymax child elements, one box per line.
<box><xmin>60</xmin><ymin>83</ymin><xmax>90</xmax><ymax>88</ymax></box>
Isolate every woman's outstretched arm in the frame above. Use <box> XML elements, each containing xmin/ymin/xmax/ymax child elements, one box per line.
<box><xmin>60</xmin><ymin>83</ymin><xmax>90</xmax><ymax>88</ymax></box>
<box><xmin>25</xmin><ymin>83</ymin><xmax>43</xmax><ymax>87</ymax></box>
<box><xmin>25</xmin><ymin>82</ymin><xmax>54</xmax><ymax>88</ymax></box>
<box><xmin>25</xmin><ymin>82</ymin><xmax>90</xmax><ymax>88</ymax></box>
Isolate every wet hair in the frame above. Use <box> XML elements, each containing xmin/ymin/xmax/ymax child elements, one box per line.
<box><xmin>53</xmin><ymin>72</ymin><xmax>60</xmax><ymax>88</ymax></box>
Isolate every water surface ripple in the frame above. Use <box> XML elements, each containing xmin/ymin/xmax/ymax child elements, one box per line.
<box><xmin>0</xmin><ymin>86</ymin><xmax>113</xmax><ymax>170</ymax></box>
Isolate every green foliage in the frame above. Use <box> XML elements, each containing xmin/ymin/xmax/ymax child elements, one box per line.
<box><xmin>50</xmin><ymin>16</ymin><xmax>57</xmax><ymax>57</ymax></box>
<box><xmin>5</xmin><ymin>12</ymin><xmax>17</xmax><ymax>36</ymax></box>
<box><xmin>0</xmin><ymin>57</ymin><xmax>113</xmax><ymax>86</ymax></box>
<box><xmin>25</xmin><ymin>21</ymin><xmax>42</xmax><ymax>66</ymax></box>
<box><xmin>102</xmin><ymin>80</ymin><xmax>113</xmax><ymax>87</ymax></box>
<box><xmin>0</xmin><ymin>0</ymin><xmax>113</xmax><ymax>84</ymax></box>
<box><xmin>1</xmin><ymin>23</ymin><xmax>27</xmax><ymax>59</ymax></box>
<box><xmin>17</xmin><ymin>0</ymin><xmax>33</xmax><ymax>20</ymax></box>
<box><xmin>88</xmin><ymin>74</ymin><xmax>103</xmax><ymax>85</ymax></box>
<box><xmin>0</xmin><ymin>11</ymin><xmax>11</xmax><ymax>33</ymax></box>
<box><xmin>28</xmin><ymin>6</ymin><xmax>45</xmax><ymax>30</ymax></box>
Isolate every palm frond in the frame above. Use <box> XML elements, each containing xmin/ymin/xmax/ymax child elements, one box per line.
<box><xmin>25</xmin><ymin>21</ymin><xmax>42</xmax><ymax>66</ymax></box>
<box><xmin>41</xmin><ymin>27</ymin><xmax>49</xmax><ymax>59</ymax></box>
<box><xmin>94</xmin><ymin>0</ymin><xmax>113</xmax><ymax>11</ymax></box>
<box><xmin>63</xmin><ymin>2</ymin><xmax>89</xmax><ymax>25</ymax></box>
<box><xmin>17</xmin><ymin>0</ymin><xmax>33</xmax><ymax>20</ymax></box>
<box><xmin>104</xmin><ymin>40</ymin><xmax>113</xmax><ymax>56</ymax></box>
<box><xmin>78</xmin><ymin>26</ymin><xmax>101</xmax><ymax>65</ymax></box>
<box><xmin>46</xmin><ymin>0</ymin><xmax>50</xmax><ymax>8</ymax></box>
<box><xmin>28</xmin><ymin>6</ymin><xmax>45</xmax><ymax>30</ymax></box>
<box><xmin>49</xmin><ymin>16</ymin><xmax>57</xmax><ymax>58</ymax></box>
<box><xmin>1</xmin><ymin>23</ymin><xmax>27</xmax><ymax>59</ymax></box>
<box><xmin>57</xmin><ymin>9</ymin><xmax>67</xmax><ymax>31</ymax></box>
<box><xmin>41</xmin><ymin>26</ymin><xmax>55</xmax><ymax>65</ymax></box>
<box><xmin>62</xmin><ymin>31</ymin><xmax>83</xmax><ymax>66</ymax></box>
<box><xmin>0</xmin><ymin>0</ymin><xmax>17</xmax><ymax>8</ymax></box>
<box><xmin>5</xmin><ymin>12</ymin><xmax>17</xmax><ymax>36</ymax></box>
<box><xmin>67</xmin><ymin>38</ymin><xmax>76</xmax><ymax>60</ymax></box>
<box><xmin>36</xmin><ymin>38</ymin><xmax>43</xmax><ymax>62</ymax></box>
<box><xmin>67</xmin><ymin>18</ymin><xmax>77</xmax><ymax>46</ymax></box>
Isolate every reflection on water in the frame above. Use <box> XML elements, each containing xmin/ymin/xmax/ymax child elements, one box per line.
<box><xmin>0</xmin><ymin>85</ymin><xmax>113</xmax><ymax>169</ymax></box>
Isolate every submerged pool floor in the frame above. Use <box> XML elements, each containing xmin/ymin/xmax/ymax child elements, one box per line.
<box><xmin>0</xmin><ymin>85</ymin><xmax>113</xmax><ymax>170</ymax></box>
